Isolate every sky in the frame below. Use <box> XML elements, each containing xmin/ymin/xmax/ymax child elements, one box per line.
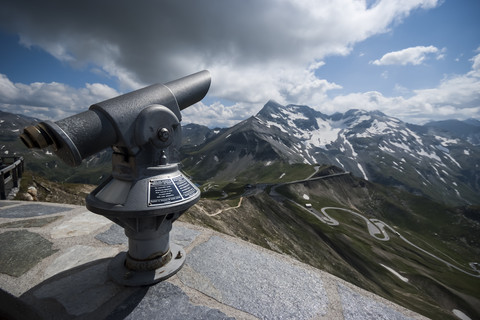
<box><xmin>0</xmin><ymin>0</ymin><xmax>479</xmax><ymax>128</ymax></box>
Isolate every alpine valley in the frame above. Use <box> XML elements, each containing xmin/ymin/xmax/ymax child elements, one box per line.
<box><xmin>1</xmin><ymin>102</ymin><xmax>480</xmax><ymax>319</ymax></box>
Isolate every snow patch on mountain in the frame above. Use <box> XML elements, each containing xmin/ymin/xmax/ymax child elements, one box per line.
<box><xmin>380</xmin><ymin>264</ymin><xmax>409</xmax><ymax>283</ymax></box>
<box><xmin>335</xmin><ymin>158</ymin><xmax>346</xmax><ymax>169</ymax></box>
<box><xmin>436</xmin><ymin>136</ymin><xmax>460</xmax><ymax>146</ymax></box>
<box><xmin>351</xmin><ymin>114</ymin><xmax>371</xmax><ymax>126</ymax></box>
<box><xmin>356</xmin><ymin>119</ymin><xmax>394</xmax><ymax>138</ymax></box>
<box><xmin>306</xmin><ymin>119</ymin><xmax>343</xmax><ymax>149</ymax></box>
<box><xmin>378</xmin><ymin>144</ymin><xmax>395</xmax><ymax>154</ymax></box>
<box><xmin>266</xmin><ymin>120</ymin><xmax>288</xmax><ymax>133</ymax></box>
<box><xmin>436</xmin><ymin>145</ymin><xmax>449</xmax><ymax>153</ymax></box>
<box><xmin>417</xmin><ymin>149</ymin><xmax>441</xmax><ymax>162</ymax></box>
<box><xmin>281</xmin><ymin>108</ymin><xmax>309</xmax><ymax>121</ymax></box>
<box><xmin>403</xmin><ymin>128</ymin><xmax>422</xmax><ymax>143</ymax></box>
<box><xmin>357</xmin><ymin>163</ymin><xmax>368</xmax><ymax>180</ymax></box>
<box><xmin>444</xmin><ymin>153</ymin><xmax>461</xmax><ymax>168</ymax></box>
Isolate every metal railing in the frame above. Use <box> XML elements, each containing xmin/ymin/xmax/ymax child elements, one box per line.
<box><xmin>0</xmin><ymin>156</ymin><xmax>24</xmax><ymax>200</ymax></box>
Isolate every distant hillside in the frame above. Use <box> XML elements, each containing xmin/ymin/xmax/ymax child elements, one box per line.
<box><xmin>425</xmin><ymin>119</ymin><xmax>480</xmax><ymax>146</ymax></box>
<box><xmin>182</xmin><ymin>123</ymin><xmax>227</xmax><ymax>147</ymax></box>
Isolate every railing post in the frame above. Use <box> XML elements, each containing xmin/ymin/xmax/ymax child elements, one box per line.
<box><xmin>0</xmin><ymin>172</ymin><xmax>5</xmax><ymax>200</ymax></box>
<box><xmin>12</xmin><ymin>165</ymin><xmax>18</xmax><ymax>188</ymax></box>
<box><xmin>19</xmin><ymin>158</ymin><xmax>24</xmax><ymax>178</ymax></box>
<box><xmin>0</xmin><ymin>157</ymin><xmax>24</xmax><ymax>199</ymax></box>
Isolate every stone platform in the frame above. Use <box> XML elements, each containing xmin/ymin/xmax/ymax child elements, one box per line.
<box><xmin>0</xmin><ymin>201</ymin><xmax>427</xmax><ymax>319</ymax></box>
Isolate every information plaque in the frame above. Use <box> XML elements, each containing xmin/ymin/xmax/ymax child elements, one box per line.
<box><xmin>148</xmin><ymin>175</ymin><xmax>198</xmax><ymax>206</ymax></box>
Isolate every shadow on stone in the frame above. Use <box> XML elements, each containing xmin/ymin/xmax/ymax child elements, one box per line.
<box><xmin>0</xmin><ymin>287</ymin><xmax>42</xmax><ymax>320</ymax></box>
<box><xmin>18</xmin><ymin>258</ymin><xmax>142</xmax><ymax>319</ymax></box>
<box><xmin>11</xmin><ymin>257</ymin><xmax>232</xmax><ymax>320</ymax></box>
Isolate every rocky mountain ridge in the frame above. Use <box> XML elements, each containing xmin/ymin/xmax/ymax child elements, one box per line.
<box><xmin>182</xmin><ymin>101</ymin><xmax>480</xmax><ymax>206</ymax></box>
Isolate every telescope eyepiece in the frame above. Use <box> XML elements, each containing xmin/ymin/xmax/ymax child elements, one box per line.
<box><xmin>20</xmin><ymin>124</ymin><xmax>54</xmax><ymax>149</ymax></box>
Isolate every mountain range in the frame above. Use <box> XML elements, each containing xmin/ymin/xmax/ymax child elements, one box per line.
<box><xmin>2</xmin><ymin>104</ymin><xmax>479</xmax><ymax>206</ymax></box>
<box><xmin>181</xmin><ymin>101</ymin><xmax>480</xmax><ymax>206</ymax></box>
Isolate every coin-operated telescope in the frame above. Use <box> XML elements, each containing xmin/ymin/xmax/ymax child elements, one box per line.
<box><xmin>20</xmin><ymin>70</ymin><xmax>211</xmax><ymax>286</ymax></box>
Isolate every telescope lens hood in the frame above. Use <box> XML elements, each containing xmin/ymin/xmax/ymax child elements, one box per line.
<box><xmin>21</xmin><ymin>121</ymin><xmax>82</xmax><ymax>167</ymax></box>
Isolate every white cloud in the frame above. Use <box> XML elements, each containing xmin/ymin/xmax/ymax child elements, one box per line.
<box><xmin>4</xmin><ymin>0</ymin><xmax>471</xmax><ymax>128</ymax></box>
<box><xmin>371</xmin><ymin>46</ymin><xmax>442</xmax><ymax>66</ymax></box>
<box><xmin>469</xmin><ymin>47</ymin><xmax>480</xmax><ymax>77</ymax></box>
<box><xmin>0</xmin><ymin>74</ymin><xmax>18</xmax><ymax>100</ymax></box>
<box><xmin>1</xmin><ymin>48</ymin><xmax>478</xmax><ymax>127</ymax></box>
<box><xmin>0</xmin><ymin>0</ymin><xmax>440</xmax><ymax>117</ymax></box>
<box><xmin>182</xmin><ymin>101</ymin><xmax>255</xmax><ymax>129</ymax></box>
<box><xmin>195</xmin><ymin>52</ymin><xmax>480</xmax><ymax>127</ymax></box>
<box><xmin>326</xmin><ymin>52</ymin><xmax>480</xmax><ymax>123</ymax></box>
<box><xmin>0</xmin><ymin>74</ymin><xmax>119</xmax><ymax>120</ymax></box>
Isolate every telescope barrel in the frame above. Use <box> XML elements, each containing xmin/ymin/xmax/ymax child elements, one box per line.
<box><xmin>164</xmin><ymin>70</ymin><xmax>211</xmax><ymax>111</ymax></box>
<box><xmin>91</xmin><ymin>70</ymin><xmax>211</xmax><ymax>120</ymax></box>
<box><xmin>19</xmin><ymin>109</ymin><xmax>116</xmax><ymax>166</ymax></box>
<box><xmin>20</xmin><ymin>70</ymin><xmax>211</xmax><ymax>167</ymax></box>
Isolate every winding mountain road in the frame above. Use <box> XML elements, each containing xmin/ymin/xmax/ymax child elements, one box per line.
<box><xmin>303</xmin><ymin>205</ymin><xmax>480</xmax><ymax>278</ymax></box>
<box><xmin>269</xmin><ymin>172</ymin><xmax>480</xmax><ymax>278</ymax></box>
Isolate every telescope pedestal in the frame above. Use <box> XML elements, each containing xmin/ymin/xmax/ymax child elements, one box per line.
<box><xmin>19</xmin><ymin>70</ymin><xmax>211</xmax><ymax>287</ymax></box>
<box><xmin>86</xmin><ymin>164</ymin><xmax>199</xmax><ymax>286</ymax></box>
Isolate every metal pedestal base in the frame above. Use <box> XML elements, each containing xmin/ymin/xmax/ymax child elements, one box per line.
<box><xmin>108</xmin><ymin>243</ymin><xmax>186</xmax><ymax>286</ymax></box>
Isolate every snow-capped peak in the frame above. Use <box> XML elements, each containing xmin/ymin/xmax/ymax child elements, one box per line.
<box><xmin>252</xmin><ymin>101</ymin><xmax>479</xmax><ymax>206</ymax></box>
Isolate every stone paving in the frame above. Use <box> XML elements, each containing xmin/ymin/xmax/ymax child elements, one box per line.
<box><xmin>0</xmin><ymin>201</ymin><xmax>428</xmax><ymax>319</ymax></box>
